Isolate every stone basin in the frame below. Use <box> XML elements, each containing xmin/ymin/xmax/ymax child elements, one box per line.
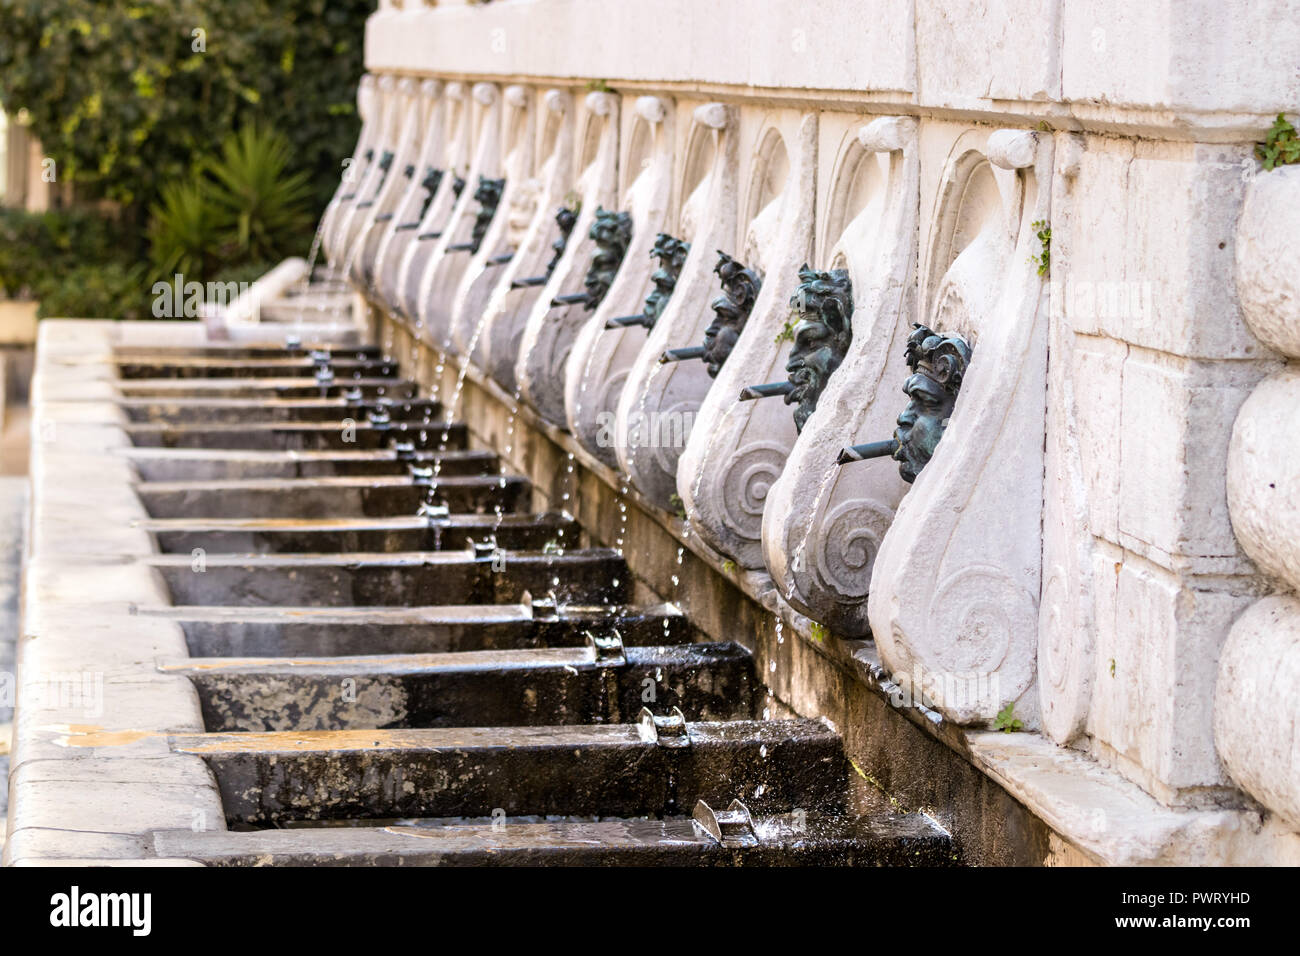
<box><xmin>142</xmin><ymin>548</ymin><xmax>630</xmax><ymax>606</ymax></box>
<box><xmin>161</xmin><ymin>641</ymin><xmax>755</xmax><ymax>731</ymax></box>
<box><xmin>139</xmin><ymin>600</ymin><xmax>692</xmax><ymax>657</ymax></box>
<box><xmin>134</xmin><ymin>474</ymin><xmax>526</xmax><ymax>517</ymax></box>
<box><xmin>122</xmin><ymin>447</ymin><xmax>500</xmax><ymax>482</ymax></box>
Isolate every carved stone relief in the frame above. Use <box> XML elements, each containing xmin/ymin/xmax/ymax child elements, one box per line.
<box><xmin>334</xmin><ymin>76</ymin><xmax>410</xmax><ymax>269</ymax></box>
<box><xmin>613</xmin><ymin>102</ymin><xmax>740</xmax><ymax>507</ymax></box>
<box><xmin>1037</xmin><ymin>133</ymin><xmax>1097</xmax><ymax>746</ymax></box>
<box><xmin>676</xmin><ymin>110</ymin><xmax>817</xmax><ymax>569</ymax></box>
<box><xmin>320</xmin><ymin>74</ymin><xmax>379</xmax><ymax>271</ymax></box>
<box><xmin>565</xmin><ymin>95</ymin><xmax>676</xmax><ymax>466</ymax></box>
<box><xmin>442</xmin><ymin>85</ymin><xmax>537</xmax><ymax>363</ymax></box>
<box><xmin>1216</xmin><ymin>162</ymin><xmax>1300</xmax><ymax>829</ymax></box>
<box><xmin>515</xmin><ymin>90</ymin><xmax>621</xmax><ymax>425</ymax></box>
<box><xmin>760</xmin><ymin>116</ymin><xmax>919</xmax><ymax>637</ymax></box>
<box><xmin>348</xmin><ymin>77</ymin><xmax>432</xmax><ymax>290</ymax></box>
<box><xmin>474</xmin><ymin>89</ymin><xmax>577</xmax><ymax>391</ymax></box>
<box><xmin>393</xmin><ymin>80</ymin><xmax>472</xmax><ymax>322</ymax></box>
<box><xmin>372</xmin><ymin>79</ymin><xmax>446</xmax><ymax>315</ymax></box>
<box><xmin>324</xmin><ymin>73</ymin><xmax>392</xmax><ymax>264</ymax></box>
<box><xmin>416</xmin><ymin>82</ymin><xmax>505</xmax><ymax>351</ymax></box>
<box><xmin>867</xmin><ymin>127</ymin><xmax>1052</xmax><ymax>728</ymax></box>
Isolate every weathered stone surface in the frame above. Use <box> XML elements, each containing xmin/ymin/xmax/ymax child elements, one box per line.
<box><xmin>565</xmin><ymin>95</ymin><xmax>676</xmax><ymax>467</ymax></box>
<box><xmin>677</xmin><ymin>109</ymin><xmax>816</xmax><ymax>569</ymax></box>
<box><xmin>868</xmin><ymin>128</ymin><xmax>1051</xmax><ymax>728</ymax></box>
<box><xmin>516</xmin><ymin>92</ymin><xmax>621</xmax><ymax>425</ymax></box>
<box><xmin>761</xmin><ymin>116</ymin><xmax>918</xmax><ymax>637</ymax></box>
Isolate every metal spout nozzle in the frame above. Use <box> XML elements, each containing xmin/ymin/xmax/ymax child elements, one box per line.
<box><xmin>550</xmin><ymin>291</ymin><xmax>590</xmax><ymax>307</ymax></box>
<box><xmin>660</xmin><ymin>346</ymin><xmax>706</xmax><ymax>364</ymax></box>
<box><xmin>836</xmin><ymin>439</ymin><xmax>900</xmax><ymax>465</ymax></box>
<box><xmin>605</xmin><ymin>313</ymin><xmax>649</xmax><ymax>329</ymax></box>
<box><xmin>738</xmin><ymin>381</ymin><xmax>794</xmax><ymax>401</ymax></box>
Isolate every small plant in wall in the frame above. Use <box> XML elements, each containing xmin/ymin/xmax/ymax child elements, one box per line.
<box><xmin>994</xmin><ymin>702</ymin><xmax>1024</xmax><ymax>733</ymax></box>
<box><xmin>809</xmin><ymin>621</ymin><xmax>829</xmax><ymax>644</ymax></box>
<box><xmin>1029</xmin><ymin>219</ymin><xmax>1051</xmax><ymax>277</ymax></box>
<box><xmin>774</xmin><ymin>317</ymin><xmax>797</xmax><ymax>345</ymax></box>
<box><xmin>668</xmin><ymin>493</ymin><xmax>688</xmax><ymax>520</ymax></box>
<box><xmin>1256</xmin><ymin>114</ymin><xmax>1300</xmax><ymax>170</ymax></box>
<box><xmin>721</xmin><ymin>558</ymin><xmax>737</xmax><ymax>574</ymax></box>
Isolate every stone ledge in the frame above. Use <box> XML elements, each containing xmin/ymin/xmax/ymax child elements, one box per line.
<box><xmin>4</xmin><ymin>320</ymin><xmax>224</xmax><ymax>866</ymax></box>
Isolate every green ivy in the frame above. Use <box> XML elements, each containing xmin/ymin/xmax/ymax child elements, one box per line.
<box><xmin>994</xmin><ymin>702</ymin><xmax>1024</xmax><ymax>733</ymax></box>
<box><xmin>1256</xmin><ymin>114</ymin><xmax>1300</xmax><ymax>171</ymax></box>
<box><xmin>1030</xmin><ymin>219</ymin><xmax>1051</xmax><ymax>277</ymax></box>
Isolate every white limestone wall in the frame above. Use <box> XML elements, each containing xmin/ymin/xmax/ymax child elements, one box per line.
<box><xmin>357</xmin><ymin>0</ymin><xmax>1300</xmax><ymax>852</ymax></box>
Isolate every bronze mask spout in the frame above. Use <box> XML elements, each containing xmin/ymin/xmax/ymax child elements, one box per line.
<box><xmin>513</xmin><ymin>205</ymin><xmax>580</xmax><ymax>289</ymax></box>
<box><xmin>551</xmin><ymin>207</ymin><xmax>633</xmax><ymax>312</ymax></box>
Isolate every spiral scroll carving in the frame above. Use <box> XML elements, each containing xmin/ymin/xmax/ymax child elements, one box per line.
<box><xmin>649</xmin><ymin>398</ymin><xmax>700</xmax><ymax>480</ymax></box>
<box><xmin>809</xmin><ymin>498</ymin><xmax>894</xmax><ymax>601</ymax></box>
<box><xmin>719</xmin><ymin>441</ymin><xmax>789</xmax><ymax>540</ymax></box>
<box><xmin>925</xmin><ymin>564</ymin><xmax>1038</xmax><ymax>721</ymax></box>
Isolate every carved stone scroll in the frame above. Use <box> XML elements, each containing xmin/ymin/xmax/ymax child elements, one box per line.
<box><xmin>676</xmin><ymin>110</ymin><xmax>817</xmax><ymax>568</ymax></box>
<box><xmin>415</xmin><ymin>82</ymin><xmax>504</xmax><ymax>351</ymax></box>
<box><xmin>393</xmin><ymin>81</ymin><xmax>472</xmax><ymax>322</ymax></box>
<box><xmin>372</xmin><ymin>79</ymin><xmax>446</xmax><ymax>315</ymax></box>
<box><xmin>866</xmin><ymin>128</ymin><xmax>1052</xmax><ymax>727</ymax></box>
<box><xmin>515</xmin><ymin>90</ymin><xmax>621</xmax><ymax>425</ymax></box>
<box><xmin>565</xmin><ymin>95</ymin><xmax>676</xmax><ymax>465</ymax></box>
<box><xmin>474</xmin><ymin>89</ymin><xmax>576</xmax><ymax>392</ymax></box>
<box><xmin>761</xmin><ymin>116</ymin><xmax>919</xmax><ymax>637</ymax></box>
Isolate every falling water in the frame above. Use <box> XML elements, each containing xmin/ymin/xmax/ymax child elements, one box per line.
<box><xmin>421</xmin><ymin>299</ymin><xmax>497</xmax><ymax>510</ymax></box>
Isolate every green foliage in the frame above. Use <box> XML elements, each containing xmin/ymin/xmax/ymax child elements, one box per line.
<box><xmin>0</xmin><ymin>0</ymin><xmax>374</xmax><ymax>214</ymax></box>
<box><xmin>1030</xmin><ymin>219</ymin><xmax>1051</xmax><ymax>277</ymax></box>
<box><xmin>668</xmin><ymin>492</ymin><xmax>687</xmax><ymax>520</ymax></box>
<box><xmin>147</xmin><ymin>176</ymin><xmax>222</xmax><ymax>280</ymax></box>
<box><xmin>1256</xmin><ymin>114</ymin><xmax>1300</xmax><ymax>171</ymax></box>
<box><xmin>0</xmin><ymin>206</ymin><xmax>148</xmax><ymax>318</ymax></box>
<box><xmin>994</xmin><ymin>702</ymin><xmax>1024</xmax><ymax>733</ymax></box>
<box><xmin>208</xmin><ymin>260</ymin><xmax>277</xmax><ymax>293</ymax></box>
<box><xmin>203</xmin><ymin>125</ymin><xmax>313</xmax><ymax>263</ymax></box>
<box><xmin>721</xmin><ymin>559</ymin><xmax>737</xmax><ymax>574</ymax></box>
<box><xmin>0</xmin><ymin>0</ymin><xmax>371</xmax><ymax>319</ymax></box>
<box><xmin>774</xmin><ymin>318</ymin><xmax>796</xmax><ymax>345</ymax></box>
<box><xmin>809</xmin><ymin>621</ymin><xmax>828</xmax><ymax>643</ymax></box>
<box><xmin>37</xmin><ymin>261</ymin><xmax>150</xmax><ymax>321</ymax></box>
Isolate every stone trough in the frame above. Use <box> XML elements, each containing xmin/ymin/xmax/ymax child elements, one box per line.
<box><xmin>6</xmin><ymin>324</ymin><xmax>953</xmax><ymax>866</ymax></box>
